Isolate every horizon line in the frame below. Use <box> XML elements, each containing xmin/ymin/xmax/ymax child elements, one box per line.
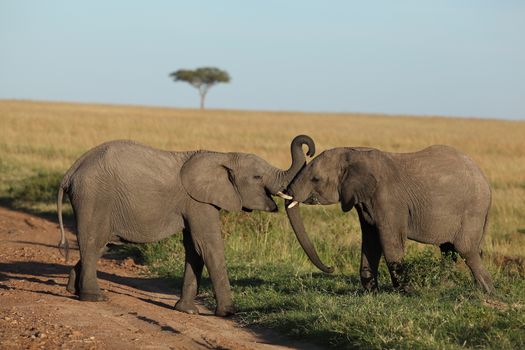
<box><xmin>1</xmin><ymin>98</ymin><xmax>522</xmax><ymax>123</ymax></box>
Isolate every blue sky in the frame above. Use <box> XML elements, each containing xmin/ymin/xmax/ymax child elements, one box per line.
<box><xmin>1</xmin><ymin>1</ymin><xmax>524</xmax><ymax>119</ymax></box>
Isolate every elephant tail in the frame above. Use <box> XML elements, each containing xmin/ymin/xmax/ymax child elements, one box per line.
<box><xmin>56</xmin><ymin>147</ymin><xmax>88</xmax><ymax>262</ymax></box>
<box><xmin>477</xmin><ymin>185</ymin><xmax>492</xmax><ymax>258</ymax></box>
<box><xmin>57</xmin><ymin>181</ymin><xmax>69</xmax><ymax>262</ymax></box>
<box><xmin>479</xmin><ymin>203</ymin><xmax>491</xmax><ymax>258</ymax></box>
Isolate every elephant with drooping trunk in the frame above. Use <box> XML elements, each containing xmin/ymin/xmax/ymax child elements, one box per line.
<box><xmin>285</xmin><ymin>145</ymin><xmax>494</xmax><ymax>293</ymax></box>
<box><xmin>57</xmin><ymin>135</ymin><xmax>315</xmax><ymax>316</ymax></box>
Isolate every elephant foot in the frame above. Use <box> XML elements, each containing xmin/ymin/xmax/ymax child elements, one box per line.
<box><xmin>66</xmin><ymin>283</ymin><xmax>78</xmax><ymax>295</ymax></box>
<box><xmin>66</xmin><ymin>271</ymin><xmax>80</xmax><ymax>295</ymax></box>
<box><xmin>361</xmin><ymin>275</ymin><xmax>378</xmax><ymax>292</ymax></box>
<box><xmin>396</xmin><ymin>285</ymin><xmax>414</xmax><ymax>295</ymax></box>
<box><xmin>387</xmin><ymin>262</ymin><xmax>406</xmax><ymax>289</ymax></box>
<box><xmin>215</xmin><ymin>304</ymin><xmax>236</xmax><ymax>317</ymax></box>
<box><xmin>79</xmin><ymin>291</ymin><xmax>109</xmax><ymax>302</ymax></box>
<box><xmin>174</xmin><ymin>300</ymin><xmax>200</xmax><ymax>315</ymax></box>
<box><xmin>362</xmin><ymin>285</ymin><xmax>379</xmax><ymax>293</ymax></box>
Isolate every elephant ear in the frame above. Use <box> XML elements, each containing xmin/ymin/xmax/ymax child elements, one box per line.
<box><xmin>181</xmin><ymin>152</ymin><xmax>242</xmax><ymax>212</ymax></box>
<box><xmin>340</xmin><ymin>161</ymin><xmax>377</xmax><ymax>212</ymax></box>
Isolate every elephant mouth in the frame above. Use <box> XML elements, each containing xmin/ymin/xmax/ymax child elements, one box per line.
<box><xmin>304</xmin><ymin>194</ymin><xmax>321</xmax><ymax>205</ymax></box>
<box><xmin>241</xmin><ymin>195</ymin><xmax>278</xmax><ymax>213</ymax></box>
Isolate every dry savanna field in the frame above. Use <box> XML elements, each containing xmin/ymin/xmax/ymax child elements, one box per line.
<box><xmin>1</xmin><ymin>100</ymin><xmax>524</xmax><ymax>349</ymax></box>
<box><xmin>1</xmin><ymin>100</ymin><xmax>524</xmax><ymax>258</ymax></box>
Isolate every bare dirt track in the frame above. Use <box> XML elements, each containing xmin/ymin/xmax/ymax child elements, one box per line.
<box><xmin>0</xmin><ymin>206</ymin><xmax>320</xmax><ymax>350</ymax></box>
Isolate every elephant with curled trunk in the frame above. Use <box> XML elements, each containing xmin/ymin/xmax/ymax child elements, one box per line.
<box><xmin>57</xmin><ymin>135</ymin><xmax>315</xmax><ymax>316</ymax></box>
<box><xmin>284</xmin><ymin>144</ymin><xmax>494</xmax><ymax>293</ymax></box>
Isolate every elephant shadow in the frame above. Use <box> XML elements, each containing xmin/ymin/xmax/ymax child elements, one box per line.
<box><xmin>0</xmin><ymin>257</ymin><xmax>271</xmax><ymax>309</ymax></box>
<box><xmin>0</xmin><ymin>196</ymin><xmax>73</xmax><ymax>224</ymax></box>
<box><xmin>0</xmin><ymin>260</ymin><xmax>180</xmax><ymax>304</ymax></box>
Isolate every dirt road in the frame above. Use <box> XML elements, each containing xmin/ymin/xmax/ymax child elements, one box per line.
<box><xmin>0</xmin><ymin>206</ymin><xmax>319</xmax><ymax>350</ymax></box>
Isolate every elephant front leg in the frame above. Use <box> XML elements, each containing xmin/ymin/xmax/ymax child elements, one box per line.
<box><xmin>386</xmin><ymin>261</ymin><xmax>405</xmax><ymax>291</ymax></box>
<box><xmin>185</xmin><ymin>205</ymin><xmax>235</xmax><ymax>317</ymax></box>
<box><xmin>175</xmin><ymin>229</ymin><xmax>204</xmax><ymax>315</ymax></box>
<box><xmin>378</xmin><ymin>227</ymin><xmax>408</xmax><ymax>292</ymax></box>
<box><xmin>359</xmin><ymin>221</ymin><xmax>382</xmax><ymax>292</ymax></box>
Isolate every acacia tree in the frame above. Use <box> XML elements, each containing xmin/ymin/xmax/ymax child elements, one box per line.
<box><xmin>169</xmin><ymin>67</ymin><xmax>230</xmax><ymax>109</ymax></box>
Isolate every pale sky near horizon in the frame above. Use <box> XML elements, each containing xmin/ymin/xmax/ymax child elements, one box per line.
<box><xmin>1</xmin><ymin>1</ymin><xmax>524</xmax><ymax>119</ymax></box>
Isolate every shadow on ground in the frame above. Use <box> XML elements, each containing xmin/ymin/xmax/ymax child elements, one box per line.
<box><xmin>0</xmin><ymin>260</ymin><xmax>174</xmax><ymax>291</ymax></box>
<box><xmin>0</xmin><ymin>197</ymin><xmax>68</xmax><ymax>225</ymax></box>
<box><xmin>0</xmin><ymin>201</ymin><xmax>327</xmax><ymax>348</ymax></box>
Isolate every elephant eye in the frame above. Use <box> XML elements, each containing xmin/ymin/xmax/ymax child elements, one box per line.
<box><xmin>312</xmin><ymin>176</ymin><xmax>320</xmax><ymax>183</ymax></box>
<box><xmin>253</xmin><ymin>175</ymin><xmax>263</xmax><ymax>180</ymax></box>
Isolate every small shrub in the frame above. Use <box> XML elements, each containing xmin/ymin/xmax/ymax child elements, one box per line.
<box><xmin>8</xmin><ymin>170</ymin><xmax>63</xmax><ymax>205</ymax></box>
<box><xmin>403</xmin><ymin>248</ymin><xmax>466</xmax><ymax>290</ymax></box>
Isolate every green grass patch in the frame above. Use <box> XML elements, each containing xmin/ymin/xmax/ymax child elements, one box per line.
<box><xmin>139</xmin><ymin>211</ymin><xmax>525</xmax><ymax>349</ymax></box>
<box><xmin>6</xmin><ymin>170</ymin><xmax>63</xmax><ymax>206</ymax></box>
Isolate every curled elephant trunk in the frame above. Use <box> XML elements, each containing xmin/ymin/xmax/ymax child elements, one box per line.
<box><xmin>283</xmin><ymin>135</ymin><xmax>315</xmax><ymax>184</ymax></box>
<box><xmin>267</xmin><ymin>135</ymin><xmax>315</xmax><ymax>195</ymax></box>
<box><xmin>285</xmin><ymin>200</ymin><xmax>334</xmax><ymax>273</ymax></box>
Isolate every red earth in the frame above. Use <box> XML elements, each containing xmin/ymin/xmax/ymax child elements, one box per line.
<box><xmin>0</xmin><ymin>206</ymin><xmax>320</xmax><ymax>350</ymax></box>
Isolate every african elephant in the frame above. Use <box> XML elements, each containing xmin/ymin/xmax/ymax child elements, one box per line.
<box><xmin>284</xmin><ymin>145</ymin><xmax>494</xmax><ymax>293</ymax></box>
<box><xmin>57</xmin><ymin>135</ymin><xmax>315</xmax><ymax>316</ymax></box>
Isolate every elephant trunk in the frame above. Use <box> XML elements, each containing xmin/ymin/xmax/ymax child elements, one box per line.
<box><xmin>269</xmin><ymin>135</ymin><xmax>315</xmax><ymax>194</ymax></box>
<box><xmin>285</xmin><ymin>200</ymin><xmax>334</xmax><ymax>273</ymax></box>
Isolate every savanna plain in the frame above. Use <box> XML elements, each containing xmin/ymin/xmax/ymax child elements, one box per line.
<box><xmin>1</xmin><ymin>100</ymin><xmax>524</xmax><ymax>349</ymax></box>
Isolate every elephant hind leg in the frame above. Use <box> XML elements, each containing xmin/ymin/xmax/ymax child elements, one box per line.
<box><xmin>462</xmin><ymin>252</ymin><xmax>494</xmax><ymax>294</ymax></box>
<box><xmin>77</xmin><ymin>243</ymin><xmax>109</xmax><ymax>301</ymax></box>
<box><xmin>67</xmin><ymin>260</ymin><xmax>81</xmax><ymax>295</ymax></box>
<box><xmin>75</xmin><ymin>222</ymin><xmax>111</xmax><ymax>302</ymax></box>
<box><xmin>67</xmin><ymin>245</ymin><xmax>109</xmax><ymax>296</ymax></box>
<box><xmin>455</xmin><ymin>218</ymin><xmax>494</xmax><ymax>293</ymax></box>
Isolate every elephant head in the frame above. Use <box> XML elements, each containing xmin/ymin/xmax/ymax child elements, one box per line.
<box><xmin>284</xmin><ymin>148</ymin><xmax>379</xmax><ymax>273</ymax></box>
<box><xmin>181</xmin><ymin>135</ymin><xmax>315</xmax><ymax>213</ymax></box>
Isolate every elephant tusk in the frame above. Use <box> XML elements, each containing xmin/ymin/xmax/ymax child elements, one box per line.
<box><xmin>287</xmin><ymin>201</ymin><xmax>299</xmax><ymax>209</ymax></box>
<box><xmin>276</xmin><ymin>191</ymin><xmax>293</xmax><ymax>200</ymax></box>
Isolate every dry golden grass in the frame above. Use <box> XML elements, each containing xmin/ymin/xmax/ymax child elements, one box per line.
<box><xmin>1</xmin><ymin>99</ymin><xmax>524</xmax><ymax>259</ymax></box>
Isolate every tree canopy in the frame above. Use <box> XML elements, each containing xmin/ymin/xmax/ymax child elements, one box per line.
<box><xmin>169</xmin><ymin>67</ymin><xmax>230</xmax><ymax>109</ymax></box>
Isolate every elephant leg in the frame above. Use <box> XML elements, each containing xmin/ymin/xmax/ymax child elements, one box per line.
<box><xmin>358</xmin><ymin>216</ymin><xmax>382</xmax><ymax>291</ymax></box>
<box><xmin>378</xmin><ymin>227</ymin><xmax>407</xmax><ymax>290</ymax></box>
<box><xmin>77</xmin><ymin>247</ymin><xmax>107</xmax><ymax>301</ymax></box>
<box><xmin>462</xmin><ymin>252</ymin><xmax>494</xmax><ymax>294</ymax></box>
<box><xmin>66</xmin><ymin>260</ymin><xmax>81</xmax><ymax>295</ymax></box>
<box><xmin>185</xmin><ymin>204</ymin><xmax>235</xmax><ymax>317</ymax></box>
<box><xmin>75</xmin><ymin>212</ymin><xmax>110</xmax><ymax>302</ymax></box>
<box><xmin>174</xmin><ymin>228</ymin><xmax>204</xmax><ymax>315</ymax></box>
<box><xmin>454</xmin><ymin>228</ymin><xmax>494</xmax><ymax>294</ymax></box>
<box><xmin>77</xmin><ymin>241</ymin><xmax>108</xmax><ymax>302</ymax></box>
<box><xmin>68</xmin><ymin>245</ymin><xmax>109</xmax><ymax>297</ymax></box>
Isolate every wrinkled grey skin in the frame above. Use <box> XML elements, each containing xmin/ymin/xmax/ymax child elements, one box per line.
<box><xmin>57</xmin><ymin>135</ymin><xmax>315</xmax><ymax>316</ymax></box>
<box><xmin>285</xmin><ymin>145</ymin><xmax>494</xmax><ymax>293</ymax></box>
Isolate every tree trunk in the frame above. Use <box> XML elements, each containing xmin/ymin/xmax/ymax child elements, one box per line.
<box><xmin>200</xmin><ymin>92</ymin><xmax>205</xmax><ymax>110</ymax></box>
<box><xmin>199</xmin><ymin>86</ymin><xmax>209</xmax><ymax>110</ymax></box>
